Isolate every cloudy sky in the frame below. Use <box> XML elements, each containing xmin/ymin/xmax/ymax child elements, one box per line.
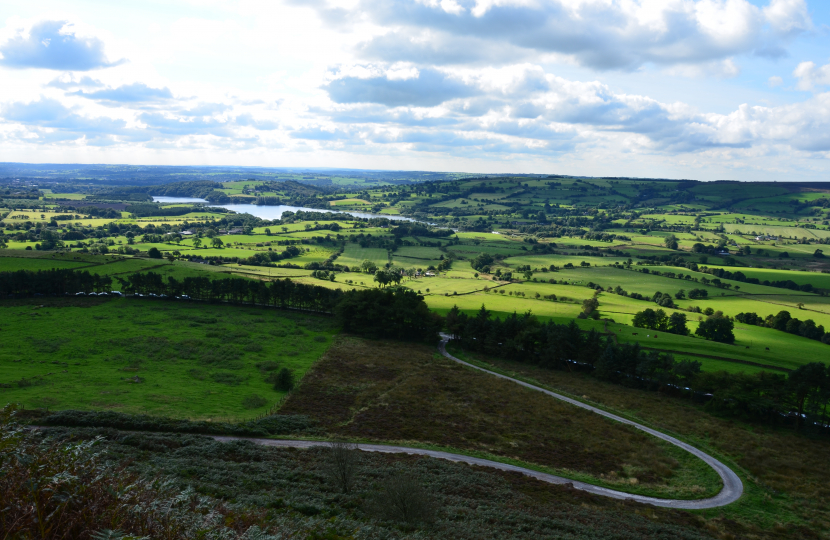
<box><xmin>1</xmin><ymin>0</ymin><xmax>829</xmax><ymax>180</ymax></box>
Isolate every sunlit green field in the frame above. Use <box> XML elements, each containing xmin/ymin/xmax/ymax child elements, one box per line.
<box><xmin>337</xmin><ymin>245</ymin><xmax>389</xmax><ymax>268</ymax></box>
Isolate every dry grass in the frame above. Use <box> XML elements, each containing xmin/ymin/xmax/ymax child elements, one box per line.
<box><xmin>281</xmin><ymin>336</ymin><xmax>718</xmax><ymax>497</ymax></box>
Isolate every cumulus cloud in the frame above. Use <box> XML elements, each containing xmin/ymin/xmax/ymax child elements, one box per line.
<box><xmin>324</xmin><ymin>67</ymin><xmax>478</xmax><ymax>106</ymax></box>
<box><xmin>794</xmin><ymin>60</ymin><xmax>830</xmax><ymax>91</ymax></box>
<box><xmin>46</xmin><ymin>74</ymin><xmax>105</xmax><ymax>89</ymax></box>
<box><xmin>70</xmin><ymin>83</ymin><xmax>174</xmax><ymax>104</ymax></box>
<box><xmin>290</xmin><ymin>126</ymin><xmax>353</xmax><ymax>141</ymax></box>
<box><xmin>305</xmin><ymin>0</ymin><xmax>813</xmax><ymax>71</ymax></box>
<box><xmin>235</xmin><ymin>113</ymin><xmax>279</xmax><ymax>130</ymax></box>
<box><xmin>312</xmin><ymin>63</ymin><xmax>830</xmax><ymax>156</ymax></box>
<box><xmin>0</xmin><ymin>20</ymin><xmax>124</xmax><ymax>70</ymax></box>
<box><xmin>137</xmin><ymin>112</ymin><xmax>233</xmax><ymax>137</ymax></box>
<box><xmin>764</xmin><ymin>0</ymin><xmax>813</xmax><ymax>37</ymax></box>
<box><xmin>177</xmin><ymin>103</ymin><xmax>232</xmax><ymax>117</ymax></box>
<box><xmin>0</xmin><ymin>97</ymin><xmax>146</xmax><ymax>143</ymax></box>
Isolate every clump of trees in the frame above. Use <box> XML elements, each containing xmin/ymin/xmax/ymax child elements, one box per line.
<box><xmin>335</xmin><ymin>288</ymin><xmax>441</xmax><ymax>342</ymax></box>
<box><xmin>632</xmin><ymin>308</ymin><xmax>688</xmax><ymax>335</ymax></box>
<box><xmin>470</xmin><ymin>252</ymin><xmax>495</xmax><ymax>272</ymax></box>
<box><xmin>695</xmin><ymin>312</ymin><xmax>735</xmax><ymax>344</ymax></box>
<box><xmin>687</xmin><ymin>288</ymin><xmax>708</xmax><ymax>299</ymax></box>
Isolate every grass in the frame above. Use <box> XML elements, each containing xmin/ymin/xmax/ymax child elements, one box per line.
<box><xmin>0</xmin><ymin>256</ymin><xmax>89</xmax><ymax>272</ymax></box>
<box><xmin>502</xmin><ymin>254</ymin><xmax>631</xmax><ymax>268</ymax></box>
<box><xmin>393</xmin><ymin>246</ymin><xmax>445</xmax><ymax>260</ymax></box>
<box><xmin>446</xmin><ymin>345</ymin><xmax>830</xmax><ymax>540</ymax></box>
<box><xmin>280</xmin><ymin>336</ymin><xmax>721</xmax><ymax>499</ymax></box>
<box><xmin>0</xmin><ymin>298</ymin><xmax>336</xmax><ymax>420</ymax></box>
<box><xmin>330</xmin><ymin>198</ymin><xmax>371</xmax><ymax>206</ymax></box>
<box><xmin>336</xmin><ymin>245</ymin><xmax>389</xmax><ymax>268</ymax></box>
<box><xmin>702</xmin><ymin>265</ymin><xmax>830</xmax><ymax>289</ymax></box>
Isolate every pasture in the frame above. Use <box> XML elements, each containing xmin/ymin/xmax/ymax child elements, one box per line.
<box><xmin>0</xmin><ymin>298</ymin><xmax>336</xmax><ymax>420</ymax></box>
<box><xmin>336</xmin><ymin>245</ymin><xmax>389</xmax><ymax>268</ymax></box>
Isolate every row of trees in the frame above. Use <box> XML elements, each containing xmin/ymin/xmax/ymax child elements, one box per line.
<box><xmin>445</xmin><ymin>305</ymin><xmax>830</xmax><ymax>432</ymax></box>
<box><xmin>0</xmin><ymin>269</ymin><xmax>440</xmax><ymax>342</ymax></box>
<box><xmin>118</xmin><ymin>273</ymin><xmax>343</xmax><ymax>312</ymax></box>
<box><xmin>737</xmin><ymin>310</ymin><xmax>830</xmax><ymax>345</ymax></box>
<box><xmin>0</xmin><ymin>269</ymin><xmax>113</xmax><ymax>296</ymax></box>
<box><xmin>0</xmin><ymin>269</ymin><xmax>343</xmax><ymax>314</ymax></box>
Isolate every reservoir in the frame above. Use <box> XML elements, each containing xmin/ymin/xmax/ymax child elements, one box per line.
<box><xmin>152</xmin><ymin>196</ymin><xmax>419</xmax><ymax>222</ymax></box>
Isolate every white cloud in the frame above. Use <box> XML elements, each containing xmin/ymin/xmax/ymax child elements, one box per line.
<box><xmin>794</xmin><ymin>60</ymin><xmax>830</xmax><ymax>91</ymax></box>
<box><xmin>308</xmin><ymin>0</ymin><xmax>813</xmax><ymax>70</ymax></box>
<box><xmin>0</xmin><ymin>2</ymin><xmax>827</xmax><ymax>179</ymax></box>
<box><xmin>763</xmin><ymin>0</ymin><xmax>813</xmax><ymax>37</ymax></box>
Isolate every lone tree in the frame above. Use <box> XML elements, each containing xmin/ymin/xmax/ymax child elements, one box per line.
<box><xmin>664</xmin><ymin>235</ymin><xmax>679</xmax><ymax>250</ymax></box>
<box><xmin>147</xmin><ymin>247</ymin><xmax>163</xmax><ymax>259</ymax></box>
<box><xmin>325</xmin><ymin>440</ymin><xmax>361</xmax><ymax>494</ymax></box>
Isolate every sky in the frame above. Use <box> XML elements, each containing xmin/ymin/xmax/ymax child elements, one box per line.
<box><xmin>0</xmin><ymin>0</ymin><xmax>829</xmax><ymax>181</ymax></box>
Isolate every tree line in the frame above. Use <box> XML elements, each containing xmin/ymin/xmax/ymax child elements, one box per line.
<box><xmin>0</xmin><ymin>269</ymin><xmax>439</xmax><ymax>342</ymax></box>
<box><xmin>446</xmin><ymin>305</ymin><xmax>830</xmax><ymax>433</ymax></box>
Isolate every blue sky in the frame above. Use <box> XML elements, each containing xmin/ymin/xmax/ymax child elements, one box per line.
<box><xmin>0</xmin><ymin>0</ymin><xmax>829</xmax><ymax>180</ymax></box>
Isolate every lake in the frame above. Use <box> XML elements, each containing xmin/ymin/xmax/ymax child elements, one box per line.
<box><xmin>152</xmin><ymin>197</ymin><xmax>419</xmax><ymax>222</ymax></box>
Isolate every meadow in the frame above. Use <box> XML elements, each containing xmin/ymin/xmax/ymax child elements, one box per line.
<box><xmin>0</xmin><ymin>298</ymin><xmax>336</xmax><ymax>420</ymax></box>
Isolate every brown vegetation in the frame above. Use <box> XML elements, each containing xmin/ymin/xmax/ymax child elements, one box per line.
<box><xmin>450</xmin><ymin>344</ymin><xmax>830</xmax><ymax>540</ymax></box>
<box><xmin>281</xmin><ymin>336</ymin><xmax>702</xmax><ymax>491</ymax></box>
<box><xmin>0</xmin><ymin>406</ymin><xmax>271</xmax><ymax>540</ymax></box>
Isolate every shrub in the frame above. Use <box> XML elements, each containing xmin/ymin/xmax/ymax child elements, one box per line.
<box><xmin>365</xmin><ymin>474</ymin><xmax>436</xmax><ymax>525</ymax></box>
<box><xmin>212</xmin><ymin>372</ymin><xmax>246</xmax><ymax>385</ymax></box>
<box><xmin>244</xmin><ymin>341</ymin><xmax>264</xmax><ymax>352</ymax></box>
<box><xmin>273</xmin><ymin>368</ymin><xmax>295</xmax><ymax>392</ymax></box>
<box><xmin>242</xmin><ymin>394</ymin><xmax>268</xmax><ymax>409</ymax></box>
<box><xmin>256</xmin><ymin>360</ymin><xmax>280</xmax><ymax>372</ymax></box>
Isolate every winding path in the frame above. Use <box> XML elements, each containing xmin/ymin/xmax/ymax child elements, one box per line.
<box><xmin>214</xmin><ymin>335</ymin><xmax>743</xmax><ymax>510</ymax></box>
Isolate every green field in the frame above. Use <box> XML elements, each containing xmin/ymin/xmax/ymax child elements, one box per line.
<box><xmin>0</xmin><ymin>256</ymin><xmax>89</xmax><ymax>272</ymax></box>
<box><xmin>337</xmin><ymin>245</ymin><xmax>389</xmax><ymax>268</ymax></box>
<box><xmin>0</xmin><ymin>298</ymin><xmax>336</xmax><ymax>420</ymax></box>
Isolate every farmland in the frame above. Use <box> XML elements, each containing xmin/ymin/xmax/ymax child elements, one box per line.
<box><xmin>4</xmin><ymin>173</ymin><xmax>830</xmax><ymax>539</ymax></box>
